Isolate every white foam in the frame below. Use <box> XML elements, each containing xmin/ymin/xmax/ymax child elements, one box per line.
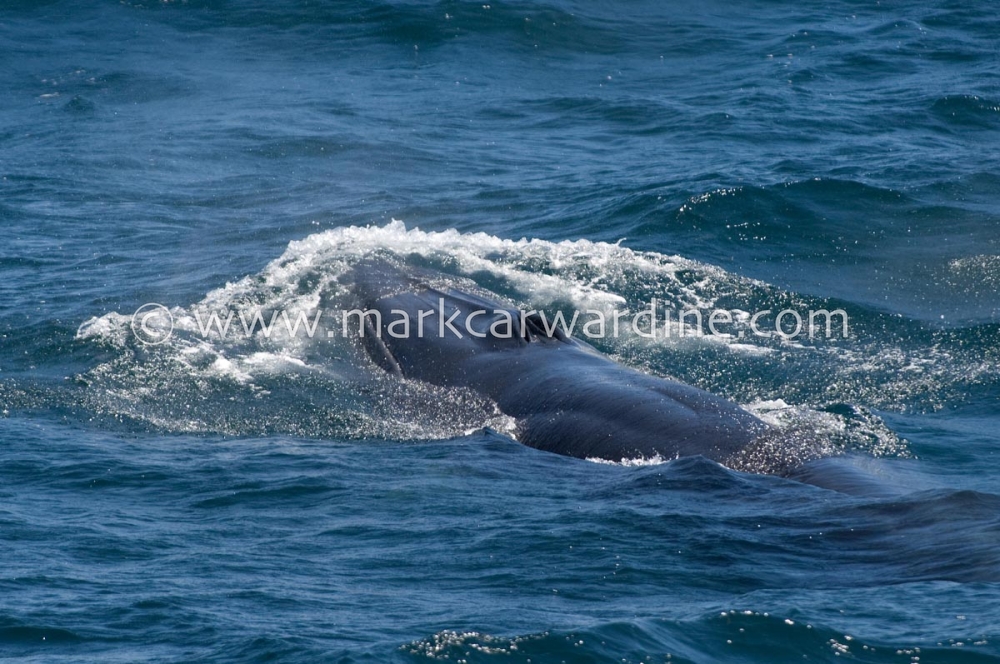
<box><xmin>586</xmin><ymin>454</ymin><xmax>671</xmax><ymax>467</ymax></box>
<box><xmin>70</xmin><ymin>221</ymin><xmax>911</xmax><ymax>453</ymax></box>
<box><xmin>77</xmin><ymin>220</ymin><xmax>763</xmax><ymax>379</ymax></box>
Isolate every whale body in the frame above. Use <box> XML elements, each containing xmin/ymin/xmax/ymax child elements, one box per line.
<box><xmin>345</xmin><ymin>259</ymin><xmax>801</xmax><ymax>471</ymax></box>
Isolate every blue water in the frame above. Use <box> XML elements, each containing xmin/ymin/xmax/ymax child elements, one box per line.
<box><xmin>2</xmin><ymin>0</ymin><xmax>999</xmax><ymax>661</ymax></box>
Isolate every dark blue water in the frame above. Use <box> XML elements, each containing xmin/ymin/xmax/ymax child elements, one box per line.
<box><xmin>3</xmin><ymin>1</ymin><xmax>999</xmax><ymax>661</ymax></box>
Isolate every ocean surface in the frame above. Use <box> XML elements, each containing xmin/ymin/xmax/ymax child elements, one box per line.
<box><xmin>2</xmin><ymin>0</ymin><xmax>1000</xmax><ymax>662</ymax></box>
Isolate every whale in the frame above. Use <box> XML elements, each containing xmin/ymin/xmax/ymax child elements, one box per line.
<box><xmin>343</xmin><ymin>258</ymin><xmax>826</xmax><ymax>474</ymax></box>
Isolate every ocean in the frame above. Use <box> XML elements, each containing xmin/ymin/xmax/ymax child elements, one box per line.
<box><xmin>2</xmin><ymin>0</ymin><xmax>999</xmax><ymax>662</ymax></box>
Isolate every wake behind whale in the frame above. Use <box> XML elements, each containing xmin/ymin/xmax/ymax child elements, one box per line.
<box><xmin>74</xmin><ymin>223</ymin><xmax>909</xmax><ymax>488</ymax></box>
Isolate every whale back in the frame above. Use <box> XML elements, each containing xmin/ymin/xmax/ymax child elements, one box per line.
<box><xmin>348</xmin><ymin>259</ymin><xmax>776</xmax><ymax>467</ymax></box>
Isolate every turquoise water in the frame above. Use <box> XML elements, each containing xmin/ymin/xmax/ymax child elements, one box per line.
<box><xmin>2</xmin><ymin>1</ymin><xmax>999</xmax><ymax>662</ymax></box>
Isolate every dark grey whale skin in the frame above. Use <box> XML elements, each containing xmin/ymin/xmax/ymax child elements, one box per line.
<box><xmin>349</xmin><ymin>261</ymin><xmax>773</xmax><ymax>465</ymax></box>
